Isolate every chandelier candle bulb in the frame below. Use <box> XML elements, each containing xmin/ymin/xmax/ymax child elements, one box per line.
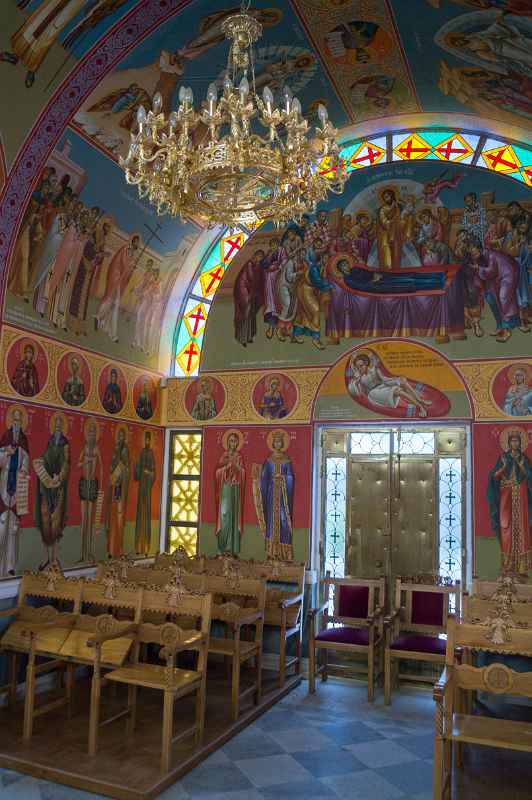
<box><xmin>239</xmin><ymin>75</ymin><xmax>249</xmax><ymax>99</ymax></box>
<box><xmin>152</xmin><ymin>92</ymin><xmax>162</xmax><ymax>114</ymax></box>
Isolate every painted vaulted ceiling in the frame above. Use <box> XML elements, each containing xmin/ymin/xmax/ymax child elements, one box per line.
<box><xmin>0</xmin><ymin>0</ymin><xmax>530</xmax><ymax>374</ymax></box>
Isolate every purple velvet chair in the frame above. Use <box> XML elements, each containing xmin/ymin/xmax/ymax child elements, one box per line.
<box><xmin>384</xmin><ymin>577</ymin><xmax>460</xmax><ymax>705</ymax></box>
<box><xmin>308</xmin><ymin>573</ymin><xmax>385</xmax><ymax>702</ymax></box>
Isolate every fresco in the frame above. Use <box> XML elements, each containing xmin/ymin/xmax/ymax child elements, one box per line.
<box><xmin>252</xmin><ymin>373</ymin><xmax>298</xmax><ymax>420</ymax></box>
<box><xmin>314</xmin><ymin>340</ymin><xmax>470</xmax><ymax>421</ymax></box>
<box><xmin>491</xmin><ymin>362</ymin><xmax>532</xmax><ymax>417</ymax></box>
<box><xmin>72</xmin><ymin>0</ymin><xmax>348</xmax><ymax>162</ymax></box>
<box><xmin>201</xmin><ymin>161</ymin><xmax>532</xmax><ymax>373</ymax></box>
<box><xmin>395</xmin><ymin>2</ymin><xmax>532</xmax><ymax>127</ymax></box>
<box><xmin>200</xmin><ymin>425</ymin><xmax>312</xmax><ymax>563</ymax></box>
<box><xmin>184</xmin><ymin>376</ymin><xmax>226</xmax><ymax>422</ymax></box>
<box><xmin>3</xmin><ymin>127</ymin><xmax>196</xmax><ymax>370</ymax></box>
<box><xmin>0</xmin><ymin>0</ymin><xmax>139</xmax><ymax>163</ymax></box>
<box><xmin>0</xmin><ymin>397</ymin><xmax>163</xmax><ymax>577</ymax></box>
<box><xmin>474</xmin><ymin>422</ymin><xmax>532</xmax><ymax>580</ymax></box>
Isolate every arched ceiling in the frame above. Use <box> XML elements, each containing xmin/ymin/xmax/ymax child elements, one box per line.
<box><xmin>0</xmin><ymin>0</ymin><xmax>530</xmax><ymax>375</ymax></box>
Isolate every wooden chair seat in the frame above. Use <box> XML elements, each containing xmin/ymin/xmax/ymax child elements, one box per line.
<box><xmin>208</xmin><ymin>637</ymin><xmax>260</xmax><ymax>659</ymax></box>
<box><xmin>1</xmin><ymin>620</ymin><xmax>72</xmax><ymax>655</ymax></box>
<box><xmin>59</xmin><ymin>628</ymin><xmax>134</xmax><ymax>666</ymax></box>
<box><xmin>450</xmin><ymin>713</ymin><xmax>532</xmax><ymax>752</ymax></box>
<box><xmin>107</xmin><ymin>664</ymin><xmax>201</xmax><ymax>692</ymax></box>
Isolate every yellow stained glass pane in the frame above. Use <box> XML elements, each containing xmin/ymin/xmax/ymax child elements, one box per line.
<box><xmin>173</xmin><ymin>433</ymin><xmax>201</xmax><ymax>475</ymax></box>
<box><xmin>170</xmin><ymin>480</ymin><xmax>199</xmax><ymax>523</ymax></box>
<box><xmin>169</xmin><ymin>526</ymin><xmax>198</xmax><ymax>557</ymax></box>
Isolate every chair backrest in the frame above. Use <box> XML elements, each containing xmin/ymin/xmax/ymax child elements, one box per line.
<box><xmin>394</xmin><ymin>577</ymin><xmax>460</xmax><ymax>636</ymax></box>
<box><xmin>200</xmin><ymin>574</ymin><xmax>266</xmax><ymax>625</ymax></box>
<box><xmin>80</xmin><ymin>579</ymin><xmax>144</xmax><ymax>623</ymax></box>
<box><xmin>462</xmin><ymin>593</ymin><xmax>532</xmax><ymax>627</ymax></box>
<box><xmin>323</xmin><ymin>572</ymin><xmax>385</xmax><ymax>627</ymax></box>
<box><xmin>471</xmin><ymin>578</ymin><xmax>532</xmax><ymax>602</ymax></box>
<box><xmin>154</xmin><ymin>551</ymin><xmax>205</xmax><ymax>573</ymax></box>
<box><xmin>139</xmin><ymin>589</ymin><xmax>212</xmax><ymax>640</ymax></box>
<box><xmin>17</xmin><ymin>571</ymin><xmax>83</xmax><ymax>613</ymax></box>
<box><xmin>445</xmin><ymin>614</ymin><xmax>532</xmax><ymax>698</ymax></box>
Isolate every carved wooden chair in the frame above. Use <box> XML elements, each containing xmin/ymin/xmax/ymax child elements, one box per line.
<box><xmin>433</xmin><ymin>611</ymin><xmax>532</xmax><ymax>799</ymax></box>
<box><xmin>92</xmin><ymin>588</ymin><xmax>212</xmax><ymax>772</ymax></box>
<box><xmin>185</xmin><ymin>573</ymin><xmax>266</xmax><ymax>721</ymax></box>
<box><xmin>308</xmin><ymin>573</ymin><xmax>385</xmax><ymax>702</ymax></box>
<box><xmin>0</xmin><ymin>569</ymin><xmax>83</xmax><ymax>711</ymax></box>
<box><xmin>384</xmin><ymin>577</ymin><xmax>460</xmax><ymax>705</ymax></box>
<box><xmin>154</xmin><ymin>550</ymin><xmax>206</xmax><ymax>574</ymax></box>
<box><xmin>22</xmin><ymin>579</ymin><xmax>143</xmax><ymax>744</ymax></box>
<box><xmin>471</xmin><ymin>577</ymin><xmax>532</xmax><ymax>602</ymax></box>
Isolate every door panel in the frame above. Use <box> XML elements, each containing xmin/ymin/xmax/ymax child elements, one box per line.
<box><xmin>348</xmin><ymin>458</ymin><xmax>390</xmax><ymax>579</ymax></box>
<box><xmin>391</xmin><ymin>457</ymin><xmax>435</xmax><ymax>577</ymax></box>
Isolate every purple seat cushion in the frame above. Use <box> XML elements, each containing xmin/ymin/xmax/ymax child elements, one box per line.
<box><xmin>411</xmin><ymin>590</ymin><xmax>445</xmax><ymax>627</ymax></box>
<box><xmin>338</xmin><ymin>585</ymin><xmax>369</xmax><ymax>619</ymax></box>
<box><xmin>316</xmin><ymin>626</ymin><xmax>369</xmax><ymax>646</ymax></box>
<box><xmin>390</xmin><ymin>634</ymin><xmax>446</xmax><ymax>656</ymax></box>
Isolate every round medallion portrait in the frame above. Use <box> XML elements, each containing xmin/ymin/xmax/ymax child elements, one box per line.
<box><xmin>56</xmin><ymin>351</ymin><xmax>91</xmax><ymax>408</ymax></box>
<box><xmin>7</xmin><ymin>336</ymin><xmax>48</xmax><ymax>398</ymax></box>
<box><xmin>98</xmin><ymin>364</ymin><xmax>127</xmax><ymax>415</ymax></box>
<box><xmin>252</xmin><ymin>373</ymin><xmax>298</xmax><ymax>420</ymax></box>
<box><xmin>133</xmin><ymin>374</ymin><xmax>157</xmax><ymax>421</ymax></box>
<box><xmin>492</xmin><ymin>363</ymin><xmax>532</xmax><ymax>418</ymax></box>
<box><xmin>185</xmin><ymin>375</ymin><xmax>226</xmax><ymax>421</ymax></box>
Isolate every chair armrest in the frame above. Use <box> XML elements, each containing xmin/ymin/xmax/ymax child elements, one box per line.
<box><xmin>383</xmin><ymin>607</ymin><xmax>401</xmax><ymax>627</ymax></box>
<box><xmin>433</xmin><ymin>667</ymin><xmax>451</xmax><ymax>701</ymax></box>
<box><xmin>307</xmin><ymin>600</ymin><xmax>328</xmax><ymax>619</ymax></box>
<box><xmin>279</xmin><ymin>593</ymin><xmax>304</xmax><ymax>609</ymax></box>
<box><xmin>21</xmin><ymin>613</ymin><xmax>78</xmax><ymax>635</ymax></box>
<box><xmin>87</xmin><ymin>622</ymin><xmax>138</xmax><ymax>646</ymax></box>
<box><xmin>367</xmin><ymin>605</ymin><xmax>384</xmax><ymax>623</ymax></box>
<box><xmin>235</xmin><ymin>610</ymin><xmax>264</xmax><ymax>627</ymax></box>
<box><xmin>174</xmin><ymin>632</ymin><xmax>209</xmax><ymax>653</ymax></box>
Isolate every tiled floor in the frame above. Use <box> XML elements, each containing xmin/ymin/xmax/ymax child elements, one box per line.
<box><xmin>0</xmin><ymin>680</ymin><xmax>531</xmax><ymax>799</ymax></box>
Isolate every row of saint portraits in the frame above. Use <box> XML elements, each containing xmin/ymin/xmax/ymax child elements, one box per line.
<box><xmin>474</xmin><ymin>425</ymin><xmax>532</xmax><ymax>579</ymax></box>
<box><xmin>6</xmin><ymin>336</ymin><xmax>158</xmax><ymax>420</ymax></box>
<box><xmin>201</xmin><ymin>426</ymin><xmax>311</xmax><ymax>563</ymax></box>
<box><xmin>2</xmin><ymin>2</ymin><xmax>529</xmax><ymax>155</ymax></box>
<box><xmin>0</xmin><ymin>401</ymin><xmax>162</xmax><ymax>578</ymax></box>
<box><xmin>230</xmin><ymin>177</ymin><xmax>532</xmax><ymax>351</ymax></box>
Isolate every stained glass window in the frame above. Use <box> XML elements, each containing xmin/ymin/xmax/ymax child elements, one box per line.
<box><xmin>166</xmin><ymin>432</ymin><xmax>202</xmax><ymax>555</ymax></box>
<box><xmin>324</xmin><ymin>457</ymin><xmax>347</xmax><ymax>580</ymax></box>
<box><xmin>438</xmin><ymin>457</ymin><xmax>463</xmax><ymax>586</ymax></box>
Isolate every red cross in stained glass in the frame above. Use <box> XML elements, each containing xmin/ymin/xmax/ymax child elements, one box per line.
<box><xmin>351</xmin><ymin>146</ymin><xmax>381</xmax><ymax>166</ymax></box>
<box><xmin>398</xmin><ymin>140</ymin><xmax>430</xmax><ymax>159</ymax></box>
<box><xmin>223</xmin><ymin>237</ymin><xmax>242</xmax><ymax>262</ymax></box>
<box><xmin>485</xmin><ymin>148</ymin><xmax>516</xmax><ymax>171</ymax></box>
<box><xmin>187</xmin><ymin>306</ymin><xmax>206</xmax><ymax>335</ymax></box>
<box><xmin>436</xmin><ymin>140</ymin><xmax>468</xmax><ymax>160</ymax></box>
<box><xmin>183</xmin><ymin>342</ymin><xmax>199</xmax><ymax>373</ymax></box>
<box><xmin>204</xmin><ymin>266</ymin><xmax>224</xmax><ymax>294</ymax></box>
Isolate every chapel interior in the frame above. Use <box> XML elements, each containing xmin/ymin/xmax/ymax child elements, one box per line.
<box><xmin>0</xmin><ymin>1</ymin><xmax>531</xmax><ymax>799</ymax></box>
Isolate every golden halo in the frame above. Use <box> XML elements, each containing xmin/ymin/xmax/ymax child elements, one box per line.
<box><xmin>83</xmin><ymin>417</ymin><xmax>100</xmax><ymax>441</ymax></box>
<box><xmin>265</xmin><ymin>373</ymin><xmax>283</xmax><ymax>390</ymax></box>
<box><xmin>378</xmin><ymin>185</ymin><xmax>399</xmax><ymax>203</ymax></box>
<box><xmin>295</xmin><ymin>54</ymin><xmax>314</xmax><ymax>69</ymax></box>
<box><xmin>196</xmin><ymin>375</ymin><xmax>214</xmax><ymax>392</ymax></box>
<box><xmin>266</xmin><ymin>428</ymin><xmax>289</xmax><ymax>452</ymax></box>
<box><xmin>107</xmin><ymin>364</ymin><xmax>120</xmax><ymax>381</ymax></box>
<box><xmin>69</xmin><ymin>353</ymin><xmax>81</xmax><ymax>371</ymax></box>
<box><xmin>330</xmin><ymin>253</ymin><xmax>354</xmax><ymax>274</ymax></box>
<box><xmin>222</xmin><ymin>428</ymin><xmax>244</xmax><ymax>451</ymax></box>
<box><xmin>49</xmin><ymin>411</ymin><xmax>68</xmax><ymax>435</ymax></box>
<box><xmin>115</xmin><ymin>423</ymin><xmax>129</xmax><ymax>443</ymax></box>
<box><xmin>350</xmin><ymin>347</ymin><xmax>376</xmax><ymax>364</ymax></box>
<box><xmin>18</xmin><ymin>338</ymin><xmax>37</xmax><ymax>361</ymax></box>
<box><xmin>499</xmin><ymin>427</ymin><xmax>530</xmax><ymax>452</ymax></box>
<box><xmin>507</xmin><ymin>364</ymin><xmax>532</xmax><ymax>384</ymax></box>
<box><xmin>354</xmin><ymin>209</ymin><xmax>371</xmax><ymax>222</ymax></box>
<box><xmin>5</xmin><ymin>404</ymin><xmax>28</xmax><ymax>431</ymax></box>
<box><xmin>260</xmin><ymin>8</ymin><xmax>283</xmax><ymax>26</ymax></box>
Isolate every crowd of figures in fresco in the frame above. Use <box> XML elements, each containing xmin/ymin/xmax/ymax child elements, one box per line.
<box><xmin>8</xmin><ymin>166</ymin><xmax>165</xmax><ymax>357</ymax></box>
<box><xmin>233</xmin><ymin>175</ymin><xmax>532</xmax><ymax>348</ymax></box>
<box><xmin>0</xmin><ymin>405</ymin><xmax>158</xmax><ymax>579</ymax></box>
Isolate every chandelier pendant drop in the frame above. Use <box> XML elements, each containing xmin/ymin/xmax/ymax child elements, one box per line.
<box><xmin>119</xmin><ymin>3</ymin><xmax>347</xmax><ymax>229</ymax></box>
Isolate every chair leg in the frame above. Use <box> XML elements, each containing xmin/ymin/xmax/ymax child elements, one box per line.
<box><xmin>295</xmin><ymin>633</ymin><xmax>302</xmax><ymax>676</ymax></box>
<box><xmin>88</xmin><ymin>669</ymin><xmax>101</xmax><ymax>757</ymax></box>
<box><xmin>65</xmin><ymin>663</ymin><xmax>74</xmax><ymax>719</ymax></box>
<box><xmin>255</xmin><ymin>648</ymin><xmax>262</xmax><ymax>705</ymax></box>
<box><xmin>195</xmin><ymin>676</ymin><xmax>207</xmax><ymax>746</ymax></box>
<box><xmin>23</xmin><ymin>653</ymin><xmax>36</xmax><ymax>740</ymax></box>
<box><xmin>231</xmin><ymin>655</ymin><xmax>240</xmax><ymax>722</ymax></box>
<box><xmin>8</xmin><ymin>653</ymin><xmax>17</xmax><ymax>710</ymax></box>
<box><xmin>433</xmin><ymin>732</ymin><xmax>444</xmax><ymax>800</ymax></box>
<box><xmin>308</xmin><ymin>642</ymin><xmax>316</xmax><ymax>694</ymax></box>
<box><xmin>367</xmin><ymin>647</ymin><xmax>374</xmax><ymax>703</ymax></box>
<box><xmin>384</xmin><ymin>649</ymin><xmax>392</xmax><ymax>705</ymax></box>
<box><xmin>127</xmin><ymin>684</ymin><xmax>138</xmax><ymax>736</ymax></box>
<box><xmin>279</xmin><ymin>634</ymin><xmax>286</xmax><ymax>689</ymax></box>
<box><xmin>321</xmin><ymin>649</ymin><xmax>328</xmax><ymax>682</ymax></box>
<box><xmin>161</xmin><ymin>690</ymin><xmax>174</xmax><ymax>773</ymax></box>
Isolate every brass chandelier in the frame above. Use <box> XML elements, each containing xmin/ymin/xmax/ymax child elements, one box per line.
<box><xmin>119</xmin><ymin>3</ymin><xmax>347</xmax><ymax>229</ymax></box>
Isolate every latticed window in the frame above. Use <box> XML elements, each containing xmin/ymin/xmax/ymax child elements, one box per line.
<box><xmin>166</xmin><ymin>431</ymin><xmax>202</xmax><ymax>556</ymax></box>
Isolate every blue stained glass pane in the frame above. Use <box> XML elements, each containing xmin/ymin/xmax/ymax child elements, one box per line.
<box><xmin>421</xmin><ymin>130</ymin><xmax>454</xmax><ymax>147</ymax></box>
<box><xmin>438</xmin><ymin>457</ymin><xmax>462</xmax><ymax>590</ymax></box>
<box><xmin>512</xmin><ymin>145</ymin><xmax>532</xmax><ymax>166</ymax></box>
<box><xmin>324</xmin><ymin>457</ymin><xmax>347</xmax><ymax>580</ymax></box>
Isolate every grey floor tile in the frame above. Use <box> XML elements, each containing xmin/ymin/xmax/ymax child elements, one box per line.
<box><xmin>393</xmin><ymin>733</ymin><xmax>435</xmax><ymax>760</ymax></box>
<box><xmin>260</xmin><ymin>780</ymin><xmax>337</xmax><ymax>799</ymax></box>
<box><xmin>222</xmin><ymin>728</ymin><xmax>285</xmax><ymax>760</ymax></box>
<box><xmin>292</xmin><ymin>747</ymin><xmax>367</xmax><ymax>778</ymax></box>
<box><xmin>319</xmin><ymin>720</ymin><xmax>385</xmax><ymax>746</ymax></box>
<box><xmin>234</xmin><ymin>754</ymin><xmax>313</xmax><ymax>788</ymax></box>
<box><xmin>180</xmin><ymin>763</ymin><xmax>253</xmax><ymax>798</ymax></box>
<box><xmin>322</xmin><ymin>768</ymin><xmax>405</xmax><ymax>799</ymax></box>
<box><xmin>344</xmin><ymin>740</ymin><xmax>420</xmax><ymax>768</ymax></box>
<box><xmin>0</xmin><ymin>777</ymin><xmax>50</xmax><ymax>799</ymax></box>
<box><xmin>376</xmin><ymin>758</ymin><xmax>434</xmax><ymax>794</ymax></box>
<box><xmin>268</xmin><ymin>726</ymin><xmax>336</xmax><ymax>753</ymax></box>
